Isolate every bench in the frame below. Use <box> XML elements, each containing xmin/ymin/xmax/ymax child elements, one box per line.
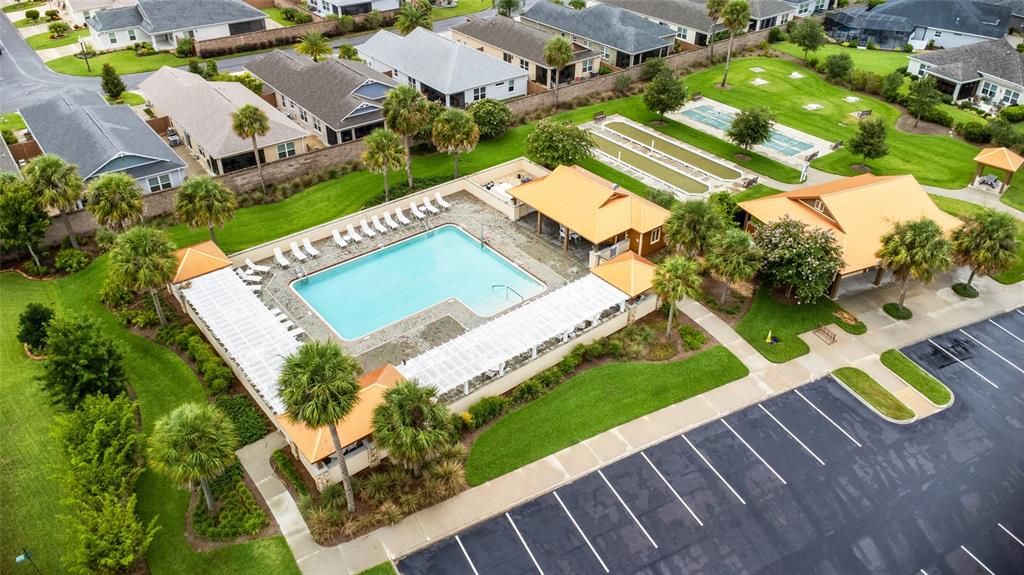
<box><xmin>593</xmin><ymin>112</ymin><xmax>607</xmax><ymax>124</ymax></box>
<box><xmin>813</xmin><ymin>326</ymin><xmax>838</xmax><ymax>345</ymax></box>
<box><xmin>805</xmin><ymin>150</ymin><xmax>820</xmax><ymax>162</ymax></box>
<box><xmin>742</xmin><ymin>176</ymin><xmax>759</xmax><ymax>188</ymax></box>
<box><xmin>855</xmin><ymin>109</ymin><xmax>873</xmax><ymax>119</ymax></box>
<box><xmin>691</xmin><ymin>92</ymin><xmax>703</xmax><ymax>102</ymax></box>
<box><xmin>830</xmin><ymin>139</ymin><xmax>844</xmax><ymax>150</ymax></box>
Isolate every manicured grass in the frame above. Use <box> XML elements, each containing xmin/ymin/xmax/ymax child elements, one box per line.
<box><xmin>47</xmin><ymin>49</ymin><xmax>191</xmax><ymax>75</ymax></box>
<box><xmin>880</xmin><ymin>349</ymin><xmax>952</xmax><ymax>405</ymax></box>
<box><xmin>735</xmin><ymin>286</ymin><xmax>867</xmax><ymax>363</ymax></box>
<box><xmin>261</xmin><ymin>7</ymin><xmax>297</xmax><ymax>27</ymax></box>
<box><xmin>0</xmin><ymin>112</ymin><xmax>26</xmax><ymax>132</ymax></box>
<box><xmin>604</xmin><ymin>120</ymin><xmax>742</xmax><ymax>179</ymax></box>
<box><xmin>732</xmin><ymin>183</ymin><xmax>783</xmax><ymax>202</ymax></box>
<box><xmin>26</xmin><ymin>28</ymin><xmax>89</xmax><ymax>50</ymax></box>
<box><xmin>883</xmin><ymin>302</ymin><xmax>913</xmax><ymax>319</ymax></box>
<box><xmin>0</xmin><ymin>266</ymin><xmax>300</xmax><ymax>575</ymax></box>
<box><xmin>832</xmin><ymin>367</ymin><xmax>915</xmax><ymax>420</ymax></box>
<box><xmin>465</xmin><ymin>346</ymin><xmax>749</xmax><ymax>485</ymax></box>
<box><xmin>593</xmin><ymin>135</ymin><xmax>709</xmax><ymax>193</ymax></box>
<box><xmin>930</xmin><ymin>194</ymin><xmax>1024</xmax><ymax>284</ymax></box>
<box><xmin>997</xmin><ymin>171</ymin><xmax>1024</xmax><ymax>213</ymax></box>
<box><xmin>774</xmin><ymin>42</ymin><xmax>911</xmax><ymax>75</ymax></box>
<box><xmin>433</xmin><ymin>0</ymin><xmax>490</xmax><ymax>19</ymax></box>
<box><xmin>108</xmin><ymin>91</ymin><xmax>146</xmax><ymax>106</ymax></box>
<box><xmin>2</xmin><ymin>1</ymin><xmax>45</xmax><ymax>13</ymax></box>
<box><xmin>357</xmin><ymin>562</ymin><xmax>398</xmax><ymax>575</ymax></box>
<box><xmin>687</xmin><ymin>57</ymin><xmax>980</xmax><ymax>189</ymax></box>
<box><xmin>12</xmin><ymin>16</ymin><xmax>44</xmax><ymax>27</ymax></box>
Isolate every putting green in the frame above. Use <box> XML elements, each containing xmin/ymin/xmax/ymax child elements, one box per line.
<box><xmin>606</xmin><ymin>121</ymin><xmax>742</xmax><ymax>180</ymax></box>
<box><xmin>593</xmin><ymin>136</ymin><xmax>709</xmax><ymax>194</ymax></box>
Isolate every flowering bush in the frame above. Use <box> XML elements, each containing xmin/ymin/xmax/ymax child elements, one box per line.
<box><xmin>753</xmin><ymin>215</ymin><xmax>843</xmax><ymax>303</ymax></box>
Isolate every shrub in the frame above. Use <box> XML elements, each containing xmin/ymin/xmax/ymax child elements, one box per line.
<box><xmin>958</xmin><ymin>121</ymin><xmax>992</xmax><ymax>143</ymax></box>
<box><xmin>293</xmin><ymin>12</ymin><xmax>313</xmax><ymax>24</ymax></box>
<box><xmin>510</xmin><ymin>380</ymin><xmax>544</xmax><ymax>403</ymax></box>
<box><xmin>467</xmin><ymin>396</ymin><xmax>509</xmax><ymax>429</ymax></box>
<box><xmin>364</xmin><ymin>9</ymin><xmax>384</xmax><ymax>29</ymax></box>
<box><xmin>17</xmin><ymin>303</ymin><xmax>55</xmax><ymax>353</ymax></box>
<box><xmin>466</xmin><ymin>98</ymin><xmax>513</xmax><ymax>139</ymax></box>
<box><xmin>192</xmin><ymin>463</ymin><xmax>269</xmax><ymax>539</ymax></box>
<box><xmin>677</xmin><ymin>324</ymin><xmax>707</xmax><ymax>351</ymax></box>
<box><xmin>22</xmin><ymin>260</ymin><xmax>50</xmax><ymax>277</ymax></box>
<box><xmin>640</xmin><ymin>57</ymin><xmax>669</xmax><ymax>81</ymax></box>
<box><xmin>883</xmin><ymin>302</ymin><xmax>913</xmax><ymax>320</ymax></box>
<box><xmin>2</xmin><ymin>129</ymin><xmax>16</xmax><ymax>145</ymax></box>
<box><xmin>93</xmin><ymin>228</ymin><xmax>118</xmax><ymax>251</ymax></box>
<box><xmin>805</xmin><ymin>55</ymin><xmax>819</xmax><ymax>70</ymax></box>
<box><xmin>25</xmin><ymin>9</ymin><xmax>39</xmax><ymax>20</ymax></box>
<box><xmin>41</xmin><ymin>315</ymin><xmax>127</xmax><ymax>409</ymax></box>
<box><xmin>903</xmin><ymin>44</ymin><xmax>914</xmax><ymax>52</ymax></box>
<box><xmin>44</xmin><ymin>9</ymin><xmax>59</xmax><ymax>20</ymax></box>
<box><xmin>918</xmin><ymin>106</ymin><xmax>953</xmax><ymax>127</ymax></box>
<box><xmin>175</xmin><ymin>37</ymin><xmax>194</xmax><ymax>57</ymax></box>
<box><xmin>768</xmin><ymin>27</ymin><xmax>785</xmax><ymax>43</ymax></box>
<box><xmin>53</xmin><ymin>248</ymin><xmax>90</xmax><ymax>274</ymax></box>
<box><xmin>952</xmin><ymin>282</ymin><xmax>979</xmax><ymax>298</ymax></box>
<box><xmin>281</xmin><ymin>7</ymin><xmax>298</xmax><ymax>20</ymax></box>
<box><xmin>216</xmin><ymin>395</ymin><xmax>270</xmax><ymax>445</ymax></box>
<box><xmin>99</xmin><ymin>275</ymin><xmax>133</xmax><ymax>309</ymax></box>
<box><xmin>866</xmin><ymin>40</ymin><xmax>877</xmax><ymax>50</ymax></box>
<box><xmin>48</xmin><ymin>20</ymin><xmax>70</xmax><ymax>36</ymax></box>
<box><xmin>823</xmin><ymin>53</ymin><xmax>854</xmax><ymax>83</ymax></box>
<box><xmin>1000</xmin><ymin>105</ymin><xmax>1024</xmax><ymax>122</ymax></box>
<box><xmin>271</xmin><ymin>449</ymin><xmax>309</xmax><ymax>497</ymax></box>
<box><xmin>598</xmin><ymin>64</ymin><xmax>612</xmax><ymax>75</ymax></box>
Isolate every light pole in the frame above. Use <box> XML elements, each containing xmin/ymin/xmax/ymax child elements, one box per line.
<box><xmin>79</xmin><ymin>39</ymin><xmax>91</xmax><ymax>72</ymax></box>
<box><xmin>15</xmin><ymin>549</ymin><xmax>42</xmax><ymax>574</ymax></box>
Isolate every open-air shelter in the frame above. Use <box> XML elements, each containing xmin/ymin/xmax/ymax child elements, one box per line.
<box><xmin>171</xmin><ymin>240</ymin><xmax>232</xmax><ymax>284</ymax></box>
<box><xmin>973</xmin><ymin>147</ymin><xmax>1024</xmax><ymax>194</ymax></box>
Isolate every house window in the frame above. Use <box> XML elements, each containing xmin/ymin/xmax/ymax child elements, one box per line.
<box><xmin>798</xmin><ymin>3</ymin><xmax>810</xmax><ymax>14</ymax></box>
<box><xmin>186</xmin><ymin>30</ymin><xmax>195</xmax><ymax>39</ymax></box>
<box><xmin>128</xmin><ymin>29</ymin><xmax>137</xmax><ymax>41</ymax></box>
<box><xmin>812</xmin><ymin>198</ymin><xmax>825</xmax><ymax>212</ymax></box>
<box><xmin>300</xmin><ymin>109</ymin><xmax>308</xmax><ymax>122</ymax></box>
<box><xmin>277</xmin><ymin>142</ymin><xmax>296</xmax><ymax>159</ymax></box>
<box><xmin>508</xmin><ymin>80</ymin><xmax>515</xmax><ymax>93</ymax></box>
<box><xmin>933</xmin><ymin>30</ymin><xmax>942</xmax><ymax>37</ymax></box>
<box><xmin>503</xmin><ymin>52</ymin><xmax>512</xmax><ymax>63</ymax></box>
<box><xmin>676</xmin><ymin>26</ymin><xmax>688</xmax><ymax>40</ymax></box>
<box><xmin>601</xmin><ymin>45</ymin><xmax>610</xmax><ymax>59</ymax></box>
<box><xmin>473</xmin><ymin>86</ymin><xmax>487</xmax><ymax>101</ymax></box>
<box><xmin>781</xmin><ymin>13</ymin><xmax>789</xmax><ymax>24</ymax></box>
<box><xmin>108</xmin><ymin>32</ymin><xmax>117</xmax><ymax>44</ymax></box>
<box><xmin>312</xmin><ymin>117</ymin><xmax>321</xmax><ymax>132</ymax></box>
<box><xmin>582</xmin><ymin>59</ymin><xmax>593</xmax><ymax>73</ymax></box>
<box><xmin>981</xmin><ymin>81</ymin><xmax>998</xmax><ymax>99</ymax></box>
<box><xmin>147</xmin><ymin>174</ymin><xmax>172</xmax><ymax>193</ymax></box>
<box><xmin>650</xmin><ymin>227</ymin><xmax>662</xmax><ymax>245</ymax></box>
<box><xmin>1004</xmin><ymin>88</ymin><xmax>1021</xmax><ymax>105</ymax></box>
<box><xmin>520</xmin><ymin>59</ymin><xmax>529</xmax><ymax>70</ymax></box>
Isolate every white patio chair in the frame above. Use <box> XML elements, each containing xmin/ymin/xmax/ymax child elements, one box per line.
<box><xmin>249</xmin><ymin>284</ymin><xmax>262</xmax><ymax>293</ymax></box>
<box><xmin>410</xmin><ymin>201</ymin><xmax>426</xmax><ymax>219</ymax></box>
<box><xmin>346</xmin><ymin>223</ymin><xmax>363</xmax><ymax>242</ymax></box>
<box><xmin>302</xmin><ymin>237</ymin><xmax>320</xmax><ymax>257</ymax></box>
<box><xmin>289</xmin><ymin>241</ymin><xmax>308</xmax><ymax>261</ymax></box>
<box><xmin>395</xmin><ymin>207</ymin><xmax>412</xmax><ymax>225</ymax></box>
<box><xmin>245</xmin><ymin>258</ymin><xmax>270</xmax><ymax>273</ymax></box>
<box><xmin>273</xmin><ymin>248</ymin><xmax>290</xmax><ymax>267</ymax></box>
<box><xmin>235</xmin><ymin>269</ymin><xmax>261</xmax><ymax>283</ymax></box>
<box><xmin>422</xmin><ymin>197</ymin><xmax>441</xmax><ymax>214</ymax></box>
<box><xmin>372</xmin><ymin>215</ymin><xmax>389</xmax><ymax>234</ymax></box>
<box><xmin>332</xmin><ymin>229</ymin><xmax>348</xmax><ymax>248</ymax></box>
<box><xmin>434</xmin><ymin>192</ymin><xmax>452</xmax><ymax>209</ymax></box>
<box><xmin>360</xmin><ymin>219</ymin><xmax>377</xmax><ymax>237</ymax></box>
<box><xmin>383</xmin><ymin>211</ymin><xmax>401</xmax><ymax>230</ymax></box>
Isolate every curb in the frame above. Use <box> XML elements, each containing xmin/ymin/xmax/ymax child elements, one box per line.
<box><xmin>828</xmin><ymin>372</ymin><xmax>917</xmax><ymax>425</ymax></box>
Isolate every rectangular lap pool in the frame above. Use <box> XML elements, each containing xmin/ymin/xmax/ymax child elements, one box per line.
<box><xmin>681</xmin><ymin>104</ymin><xmax>815</xmax><ymax>157</ymax></box>
<box><xmin>293</xmin><ymin>225</ymin><xmax>545</xmax><ymax>340</ymax></box>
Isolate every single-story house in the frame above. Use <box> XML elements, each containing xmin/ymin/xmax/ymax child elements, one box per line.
<box><xmin>358</xmin><ymin>28</ymin><xmax>528</xmax><ymax>108</ymax></box>
<box><xmin>86</xmin><ymin>0</ymin><xmax>267</xmax><ymax>52</ymax></box>
<box><xmin>599</xmin><ymin>0</ymin><xmax>796</xmax><ymax>47</ymax></box>
<box><xmin>824</xmin><ymin>0</ymin><xmax>1011</xmax><ymax>51</ymax></box>
<box><xmin>450</xmin><ymin>16</ymin><xmax>600</xmax><ymax>90</ymax></box>
<box><xmin>245</xmin><ymin>50</ymin><xmax>396</xmax><ymax>146</ymax></box>
<box><xmin>508</xmin><ymin>165</ymin><xmax>670</xmax><ymax>256</ymax></box>
<box><xmin>63</xmin><ymin>0</ymin><xmax>136</xmax><ymax>26</ymax></box>
<box><xmin>738</xmin><ymin>173</ymin><xmax>962</xmax><ymax>297</ymax></box>
<box><xmin>783</xmin><ymin>0</ymin><xmax>835</xmax><ymax>19</ymax></box>
<box><xmin>19</xmin><ymin>90</ymin><xmax>185</xmax><ymax>195</ymax></box>
<box><xmin>306</xmin><ymin>0</ymin><xmax>398</xmax><ymax>18</ymax></box>
<box><xmin>990</xmin><ymin>0</ymin><xmax>1024</xmax><ymax>31</ymax></box>
<box><xmin>908</xmin><ymin>38</ymin><xmax>1024</xmax><ymax>104</ymax></box>
<box><xmin>520</xmin><ymin>1</ymin><xmax>675</xmax><ymax>69</ymax></box>
<box><xmin>139</xmin><ymin>67</ymin><xmax>310</xmax><ymax>176</ymax></box>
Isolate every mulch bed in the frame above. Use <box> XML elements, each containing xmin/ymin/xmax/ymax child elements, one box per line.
<box><xmin>183</xmin><ymin>466</ymin><xmax>281</xmax><ymax>552</ymax></box>
<box><xmin>700</xmin><ymin>276</ymin><xmax>754</xmax><ymax>327</ymax></box>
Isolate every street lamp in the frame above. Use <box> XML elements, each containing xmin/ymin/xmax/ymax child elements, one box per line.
<box><xmin>15</xmin><ymin>549</ymin><xmax>41</xmax><ymax>574</ymax></box>
<box><xmin>79</xmin><ymin>39</ymin><xmax>91</xmax><ymax>72</ymax></box>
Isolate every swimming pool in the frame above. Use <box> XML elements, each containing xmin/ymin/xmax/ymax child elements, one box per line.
<box><xmin>293</xmin><ymin>225</ymin><xmax>545</xmax><ymax>340</ymax></box>
<box><xmin>680</xmin><ymin>104</ymin><xmax>815</xmax><ymax>157</ymax></box>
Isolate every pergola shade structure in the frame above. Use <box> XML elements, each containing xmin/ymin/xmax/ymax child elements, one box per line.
<box><xmin>973</xmin><ymin>147</ymin><xmax>1024</xmax><ymax>194</ymax></box>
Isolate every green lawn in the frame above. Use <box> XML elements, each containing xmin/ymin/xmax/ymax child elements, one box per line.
<box><xmin>593</xmin><ymin>136</ymin><xmax>709</xmax><ymax>193</ymax></box>
<box><xmin>466</xmin><ymin>346</ymin><xmax>749</xmax><ymax>485</ymax></box>
<box><xmin>261</xmin><ymin>7</ymin><xmax>297</xmax><ymax>27</ymax></box>
<box><xmin>0</xmin><ymin>266</ymin><xmax>300</xmax><ymax>575</ymax></box>
<box><xmin>880</xmin><ymin>349</ymin><xmax>952</xmax><ymax>405</ymax></box>
<box><xmin>2</xmin><ymin>1</ymin><xmax>46</xmax><ymax>12</ymax></box>
<box><xmin>832</xmin><ymin>367</ymin><xmax>915</xmax><ymax>420</ymax></box>
<box><xmin>47</xmin><ymin>49</ymin><xmax>192</xmax><ymax>75</ymax></box>
<box><xmin>108</xmin><ymin>91</ymin><xmax>146</xmax><ymax>106</ymax></box>
<box><xmin>12</xmin><ymin>16</ymin><xmax>44</xmax><ymax>27</ymax></box>
<box><xmin>357</xmin><ymin>563</ymin><xmax>398</xmax><ymax>575</ymax></box>
<box><xmin>732</xmin><ymin>183</ymin><xmax>783</xmax><ymax>202</ymax></box>
<box><xmin>930</xmin><ymin>194</ymin><xmax>1024</xmax><ymax>284</ymax></box>
<box><xmin>433</xmin><ymin>0</ymin><xmax>490</xmax><ymax>19</ymax></box>
<box><xmin>0</xmin><ymin>112</ymin><xmax>26</xmax><ymax>132</ymax></box>
<box><xmin>775</xmin><ymin>42</ymin><xmax>911</xmax><ymax>75</ymax></box>
<box><xmin>735</xmin><ymin>286</ymin><xmax>867</xmax><ymax>363</ymax></box>
<box><xmin>687</xmin><ymin>57</ymin><xmax>980</xmax><ymax>189</ymax></box>
<box><xmin>26</xmin><ymin>28</ymin><xmax>89</xmax><ymax>50</ymax></box>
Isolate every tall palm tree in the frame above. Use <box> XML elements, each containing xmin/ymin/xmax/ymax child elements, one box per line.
<box><xmin>652</xmin><ymin>255</ymin><xmax>704</xmax><ymax>337</ymax></box>
<box><xmin>876</xmin><ymin>218</ymin><xmax>952</xmax><ymax>309</ymax></box>
<box><xmin>231</xmin><ymin>104</ymin><xmax>270</xmax><ymax>194</ymax></box>
<box><xmin>278</xmin><ymin>340</ymin><xmax>361</xmax><ymax>513</ymax></box>
<box><xmin>295</xmin><ymin>31</ymin><xmax>331</xmax><ymax>62</ymax></box>
<box><xmin>951</xmin><ymin>209</ymin><xmax>1020</xmax><ymax>289</ymax></box>
<box><xmin>719</xmin><ymin>0</ymin><xmax>750</xmax><ymax>88</ymax></box>
<box><xmin>174</xmin><ymin>176</ymin><xmax>237</xmax><ymax>242</ymax></box>
<box><xmin>108</xmin><ymin>226</ymin><xmax>177</xmax><ymax>326</ymax></box>
<box><xmin>371</xmin><ymin>380</ymin><xmax>453</xmax><ymax>477</ymax></box>
<box><xmin>361</xmin><ymin>128</ymin><xmax>406</xmax><ymax>202</ymax></box>
<box><xmin>431</xmin><ymin>109</ymin><xmax>480</xmax><ymax>178</ymax></box>
<box><xmin>705</xmin><ymin>0</ymin><xmax>728</xmax><ymax>60</ymax></box>
<box><xmin>664</xmin><ymin>199</ymin><xmax>726</xmax><ymax>257</ymax></box>
<box><xmin>86</xmin><ymin>172</ymin><xmax>143</xmax><ymax>231</ymax></box>
<box><xmin>544</xmin><ymin>36</ymin><xmax>573</xmax><ymax>110</ymax></box>
<box><xmin>395</xmin><ymin>0</ymin><xmax>432</xmax><ymax>35</ymax></box>
<box><xmin>24</xmin><ymin>154</ymin><xmax>84</xmax><ymax>248</ymax></box>
<box><xmin>383</xmin><ymin>85</ymin><xmax>431</xmax><ymax>190</ymax></box>
<box><xmin>148</xmin><ymin>403</ymin><xmax>239</xmax><ymax>511</ymax></box>
<box><xmin>707</xmin><ymin>228</ymin><xmax>761</xmax><ymax>304</ymax></box>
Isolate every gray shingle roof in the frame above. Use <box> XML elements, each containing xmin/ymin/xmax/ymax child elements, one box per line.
<box><xmin>0</xmin><ymin>137</ymin><xmax>19</xmax><ymax>176</ymax></box>
<box><xmin>88</xmin><ymin>0</ymin><xmax>265</xmax><ymax>34</ymax></box>
<box><xmin>989</xmin><ymin>0</ymin><xmax>1024</xmax><ymax>17</ymax></box>
<box><xmin>827</xmin><ymin>0</ymin><xmax>1011</xmax><ymax>39</ymax></box>
<box><xmin>244</xmin><ymin>50</ymin><xmax>397</xmax><ymax>130</ymax></box>
<box><xmin>913</xmin><ymin>38</ymin><xmax>1024</xmax><ymax>85</ymax></box>
<box><xmin>450</xmin><ymin>16</ymin><xmax>599</xmax><ymax>65</ymax></box>
<box><xmin>602</xmin><ymin>0</ymin><xmax>793</xmax><ymax>31</ymax></box>
<box><xmin>357</xmin><ymin>28</ymin><xmax>529</xmax><ymax>95</ymax></box>
<box><xmin>521</xmin><ymin>1</ymin><xmax>675</xmax><ymax>54</ymax></box>
<box><xmin>19</xmin><ymin>90</ymin><xmax>184</xmax><ymax>182</ymax></box>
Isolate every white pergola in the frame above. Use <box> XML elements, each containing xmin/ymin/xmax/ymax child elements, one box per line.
<box><xmin>399</xmin><ymin>275</ymin><xmax>627</xmax><ymax>395</ymax></box>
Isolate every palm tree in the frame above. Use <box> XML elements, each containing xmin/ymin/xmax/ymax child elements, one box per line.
<box><xmin>148</xmin><ymin>403</ymin><xmax>239</xmax><ymax>511</ymax></box>
<box><xmin>383</xmin><ymin>85</ymin><xmax>431</xmax><ymax>190</ymax></box>
<box><xmin>24</xmin><ymin>154</ymin><xmax>83</xmax><ymax>248</ymax></box>
<box><xmin>231</xmin><ymin>104</ymin><xmax>270</xmax><ymax>194</ymax></box>
<box><xmin>652</xmin><ymin>255</ymin><xmax>704</xmax><ymax>337</ymax></box>
<box><xmin>719</xmin><ymin>0</ymin><xmax>751</xmax><ymax>88</ymax></box>
<box><xmin>431</xmin><ymin>109</ymin><xmax>480</xmax><ymax>178</ymax></box>
<box><xmin>664</xmin><ymin>199</ymin><xmax>726</xmax><ymax>257</ymax></box>
<box><xmin>544</xmin><ymin>36</ymin><xmax>573</xmax><ymax>109</ymax></box>
<box><xmin>86</xmin><ymin>172</ymin><xmax>143</xmax><ymax>231</ymax></box>
<box><xmin>876</xmin><ymin>218</ymin><xmax>952</xmax><ymax>310</ymax></box>
<box><xmin>705</xmin><ymin>0</ymin><xmax>728</xmax><ymax>60</ymax></box>
<box><xmin>371</xmin><ymin>380</ymin><xmax>453</xmax><ymax>476</ymax></box>
<box><xmin>395</xmin><ymin>0</ymin><xmax>432</xmax><ymax>35</ymax></box>
<box><xmin>706</xmin><ymin>228</ymin><xmax>761</xmax><ymax>305</ymax></box>
<box><xmin>108</xmin><ymin>226</ymin><xmax>177</xmax><ymax>326</ymax></box>
<box><xmin>951</xmin><ymin>209</ymin><xmax>1020</xmax><ymax>289</ymax></box>
<box><xmin>493</xmin><ymin>0</ymin><xmax>523</xmax><ymax>16</ymax></box>
<box><xmin>278</xmin><ymin>340</ymin><xmax>362</xmax><ymax>513</ymax></box>
<box><xmin>174</xmin><ymin>176</ymin><xmax>237</xmax><ymax>242</ymax></box>
<box><xmin>295</xmin><ymin>31</ymin><xmax>331</xmax><ymax>62</ymax></box>
<box><xmin>362</xmin><ymin>128</ymin><xmax>406</xmax><ymax>202</ymax></box>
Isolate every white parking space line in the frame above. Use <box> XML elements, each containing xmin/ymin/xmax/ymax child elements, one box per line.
<box><xmin>455</xmin><ymin>535</ymin><xmax>480</xmax><ymax>575</ymax></box>
<box><xmin>928</xmin><ymin>339</ymin><xmax>999</xmax><ymax>389</ymax></box>
<box><xmin>794</xmin><ymin>389</ymin><xmax>863</xmax><ymax>448</ymax></box>
<box><xmin>553</xmin><ymin>491</ymin><xmax>610</xmax><ymax>573</ymax></box>
<box><xmin>681</xmin><ymin>433</ymin><xmax>747</xmax><ymax>505</ymax></box>
<box><xmin>960</xmin><ymin>545</ymin><xmax>997</xmax><ymax>575</ymax></box>
<box><xmin>506</xmin><ymin>513</ymin><xmax>544</xmax><ymax>575</ymax></box>
<box><xmin>998</xmin><ymin>522</ymin><xmax>1024</xmax><ymax>548</ymax></box>
<box><xmin>641</xmin><ymin>451</ymin><xmax>703</xmax><ymax>527</ymax></box>
<box><xmin>988</xmin><ymin>319</ymin><xmax>1024</xmax><ymax>344</ymax></box>
<box><xmin>1017</xmin><ymin>309</ymin><xmax>1024</xmax><ymax>317</ymax></box>
<box><xmin>597</xmin><ymin>469</ymin><xmax>658</xmax><ymax>549</ymax></box>
<box><xmin>758</xmin><ymin>404</ymin><xmax>827</xmax><ymax>466</ymax></box>
<box><xmin>721</xmin><ymin>419</ymin><xmax>787</xmax><ymax>485</ymax></box>
<box><xmin>960</xmin><ymin>329</ymin><xmax>1024</xmax><ymax>374</ymax></box>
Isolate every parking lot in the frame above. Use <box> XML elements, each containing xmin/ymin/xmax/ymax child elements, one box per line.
<box><xmin>398</xmin><ymin>309</ymin><xmax>1024</xmax><ymax>574</ymax></box>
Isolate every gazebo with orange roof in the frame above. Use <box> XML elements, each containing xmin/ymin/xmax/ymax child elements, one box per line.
<box><xmin>171</xmin><ymin>240</ymin><xmax>232</xmax><ymax>284</ymax></box>
<box><xmin>591</xmin><ymin>251</ymin><xmax>657</xmax><ymax>297</ymax></box>
<box><xmin>973</xmin><ymin>147</ymin><xmax>1024</xmax><ymax>194</ymax></box>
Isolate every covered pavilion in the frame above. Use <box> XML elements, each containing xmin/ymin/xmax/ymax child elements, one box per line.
<box><xmin>973</xmin><ymin>147</ymin><xmax>1024</xmax><ymax>194</ymax></box>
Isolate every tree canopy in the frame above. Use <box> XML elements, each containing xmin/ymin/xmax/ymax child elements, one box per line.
<box><xmin>906</xmin><ymin>75</ymin><xmax>941</xmax><ymax>127</ymax></box>
<box><xmin>432</xmin><ymin>108</ymin><xmax>480</xmax><ymax>177</ymax></box>
<box><xmin>372</xmin><ymin>380</ymin><xmax>454</xmax><ymax>475</ymax></box>
<box><xmin>86</xmin><ymin>172</ymin><xmax>144</xmax><ymax>231</ymax></box>
<box><xmin>525</xmin><ymin>118</ymin><xmax>594</xmax><ymax>168</ymax></box>
<box><xmin>40</xmin><ymin>314</ymin><xmax>128</xmax><ymax>409</ymax></box>
<box><xmin>643</xmin><ymin>69</ymin><xmax>687</xmax><ymax>121</ymax></box>
<box><xmin>726</xmin><ymin>107</ymin><xmax>775</xmax><ymax>151</ymax></box>
<box><xmin>876</xmin><ymin>217</ymin><xmax>952</xmax><ymax>307</ymax></box>
<box><xmin>174</xmin><ymin>175</ymin><xmax>237</xmax><ymax>242</ymax></box>
<box><xmin>652</xmin><ymin>255</ymin><xmax>704</xmax><ymax>336</ymax></box>
<box><xmin>753</xmin><ymin>215</ymin><xmax>843</xmax><ymax>303</ymax></box>
<box><xmin>664</xmin><ymin>199</ymin><xmax>726</xmax><ymax>256</ymax></box>
<box><xmin>790</xmin><ymin>18</ymin><xmax>825</xmax><ymax>60</ymax></box>
<box><xmin>847</xmin><ymin>116</ymin><xmax>889</xmax><ymax>164</ymax></box>
<box><xmin>951</xmin><ymin>209</ymin><xmax>1020</xmax><ymax>288</ymax></box>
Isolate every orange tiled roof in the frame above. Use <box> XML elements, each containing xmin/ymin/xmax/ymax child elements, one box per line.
<box><xmin>974</xmin><ymin>147</ymin><xmax>1024</xmax><ymax>172</ymax></box>
<box><xmin>592</xmin><ymin>251</ymin><xmax>657</xmax><ymax>297</ymax></box>
<box><xmin>172</xmin><ymin>240</ymin><xmax>232</xmax><ymax>283</ymax></box>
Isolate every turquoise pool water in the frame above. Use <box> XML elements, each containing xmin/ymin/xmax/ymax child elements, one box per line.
<box><xmin>293</xmin><ymin>225</ymin><xmax>545</xmax><ymax>339</ymax></box>
<box><xmin>681</xmin><ymin>104</ymin><xmax>815</xmax><ymax>157</ymax></box>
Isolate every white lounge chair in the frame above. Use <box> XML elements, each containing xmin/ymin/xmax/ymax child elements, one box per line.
<box><xmin>274</xmin><ymin>248</ymin><xmax>290</xmax><ymax>267</ymax></box>
<box><xmin>434</xmin><ymin>192</ymin><xmax>452</xmax><ymax>209</ymax></box>
<box><xmin>410</xmin><ymin>201</ymin><xmax>426</xmax><ymax>219</ymax></box>
<box><xmin>302</xmin><ymin>238</ymin><xmax>320</xmax><ymax>257</ymax></box>
<box><xmin>395</xmin><ymin>207</ymin><xmax>412</xmax><ymax>225</ymax></box>
<box><xmin>268</xmin><ymin>307</ymin><xmax>281</xmax><ymax>315</ymax></box>
<box><xmin>287</xmin><ymin>327</ymin><xmax>305</xmax><ymax>339</ymax></box>
<box><xmin>372</xmin><ymin>215</ymin><xmax>389</xmax><ymax>234</ymax></box>
<box><xmin>346</xmin><ymin>224</ymin><xmax>363</xmax><ymax>242</ymax></box>
<box><xmin>360</xmin><ymin>219</ymin><xmax>377</xmax><ymax>237</ymax></box>
<box><xmin>245</xmin><ymin>258</ymin><xmax>270</xmax><ymax>273</ymax></box>
<box><xmin>290</xmin><ymin>241</ymin><xmax>308</xmax><ymax>261</ymax></box>
<box><xmin>249</xmin><ymin>284</ymin><xmax>262</xmax><ymax>293</ymax></box>
<box><xmin>332</xmin><ymin>229</ymin><xmax>348</xmax><ymax>248</ymax></box>
<box><xmin>279</xmin><ymin>319</ymin><xmax>295</xmax><ymax>329</ymax></box>
<box><xmin>383</xmin><ymin>211</ymin><xmax>401</xmax><ymax>230</ymax></box>
<box><xmin>422</xmin><ymin>197</ymin><xmax>440</xmax><ymax>214</ymax></box>
<box><xmin>235</xmin><ymin>269</ymin><xmax>261</xmax><ymax>283</ymax></box>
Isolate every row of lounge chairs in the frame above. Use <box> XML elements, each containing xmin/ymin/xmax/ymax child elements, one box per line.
<box><xmin>267</xmin><ymin>307</ymin><xmax>305</xmax><ymax>339</ymax></box>
<box><xmin>235</xmin><ymin>258</ymin><xmax>273</xmax><ymax>293</ymax></box>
